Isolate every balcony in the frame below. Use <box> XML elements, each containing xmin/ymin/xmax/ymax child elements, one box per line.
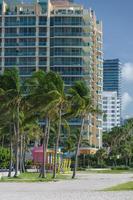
<box><xmin>39</xmin><ymin>62</ymin><xmax>47</xmax><ymax>66</ymax></box>
<box><xmin>19</xmin><ymin>33</ymin><xmax>36</xmax><ymax>37</ymax></box>
<box><xmin>39</xmin><ymin>42</ymin><xmax>47</xmax><ymax>46</ymax></box>
<box><xmin>18</xmin><ymin>52</ymin><xmax>36</xmax><ymax>56</ymax></box>
<box><xmin>19</xmin><ymin>42</ymin><xmax>36</xmax><ymax>46</ymax></box>
<box><xmin>5</xmin><ymin>62</ymin><xmax>16</xmax><ymax>66</ymax></box>
<box><xmin>5</xmin><ymin>43</ymin><xmax>18</xmax><ymax>46</ymax></box>
<box><xmin>19</xmin><ymin>62</ymin><xmax>36</xmax><ymax>66</ymax></box>
<box><xmin>54</xmin><ymin>32</ymin><xmax>82</xmax><ymax>37</ymax></box>
<box><xmin>5</xmin><ymin>33</ymin><xmax>17</xmax><ymax>37</ymax></box>
<box><xmin>53</xmin><ymin>63</ymin><xmax>83</xmax><ymax>66</ymax></box>
<box><xmin>39</xmin><ymin>21</ymin><xmax>47</xmax><ymax>26</ymax></box>
<box><xmin>19</xmin><ymin>71</ymin><xmax>35</xmax><ymax>76</ymax></box>
<box><xmin>54</xmin><ymin>42</ymin><xmax>89</xmax><ymax>47</ymax></box>
<box><xmin>52</xmin><ymin>9</ymin><xmax>83</xmax><ymax>16</ymax></box>
<box><xmin>19</xmin><ymin>22</ymin><xmax>36</xmax><ymax>26</ymax></box>
<box><xmin>5</xmin><ymin>53</ymin><xmax>18</xmax><ymax>56</ymax></box>
<box><xmin>5</xmin><ymin>22</ymin><xmax>19</xmax><ymax>26</ymax></box>
<box><xmin>39</xmin><ymin>33</ymin><xmax>47</xmax><ymax>37</ymax></box>
<box><xmin>39</xmin><ymin>52</ymin><xmax>47</xmax><ymax>56</ymax></box>
<box><xmin>62</xmin><ymin>72</ymin><xmax>84</xmax><ymax>76</ymax></box>
<box><xmin>54</xmin><ymin>52</ymin><xmax>89</xmax><ymax>57</ymax></box>
<box><xmin>54</xmin><ymin>22</ymin><xmax>83</xmax><ymax>26</ymax></box>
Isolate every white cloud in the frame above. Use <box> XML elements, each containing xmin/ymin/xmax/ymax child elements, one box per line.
<box><xmin>122</xmin><ymin>63</ymin><xmax>133</xmax><ymax>81</ymax></box>
<box><xmin>122</xmin><ymin>92</ymin><xmax>133</xmax><ymax>110</ymax></box>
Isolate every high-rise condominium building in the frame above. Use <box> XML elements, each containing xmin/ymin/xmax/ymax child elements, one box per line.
<box><xmin>0</xmin><ymin>0</ymin><xmax>103</xmax><ymax>148</ymax></box>
<box><xmin>103</xmin><ymin>59</ymin><xmax>121</xmax><ymax>131</ymax></box>
<box><xmin>103</xmin><ymin>91</ymin><xmax>121</xmax><ymax>132</ymax></box>
<box><xmin>103</xmin><ymin>59</ymin><xmax>121</xmax><ymax>98</ymax></box>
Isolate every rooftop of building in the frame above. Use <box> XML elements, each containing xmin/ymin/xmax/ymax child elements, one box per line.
<box><xmin>104</xmin><ymin>58</ymin><xmax>121</xmax><ymax>63</ymax></box>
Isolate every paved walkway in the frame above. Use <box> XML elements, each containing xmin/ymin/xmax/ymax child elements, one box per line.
<box><xmin>0</xmin><ymin>173</ymin><xmax>133</xmax><ymax>200</ymax></box>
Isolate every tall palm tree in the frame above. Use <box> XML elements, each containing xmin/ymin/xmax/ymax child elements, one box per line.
<box><xmin>0</xmin><ymin>68</ymin><xmax>24</xmax><ymax>177</ymax></box>
<box><xmin>48</xmin><ymin>73</ymin><xmax>68</xmax><ymax>179</ymax></box>
<box><xmin>27</xmin><ymin>70</ymin><xmax>66</xmax><ymax>178</ymax></box>
<box><xmin>67</xmin><ymin>80</ymin><xmax>97</xmax><ymax>179</ymax></box>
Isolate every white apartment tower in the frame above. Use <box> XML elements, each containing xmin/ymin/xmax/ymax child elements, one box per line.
<box><xmin>103</xmin><ymin>91</ymin><xmax>121</xmax><ymax>132</ymax></box>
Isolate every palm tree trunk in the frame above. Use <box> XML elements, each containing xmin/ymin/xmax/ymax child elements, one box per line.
<box><xmin>125</xmin><ymin>157</ymin><xmax>128</xmax><ymax>167</ymax></box>
<box><xmin>72</xmin><ymin>118</ymin><xmax>85</xmax><ymax>179</ymax></box>
<box><xmin>19</xmin><ymin>134</ymin><xmax>23</xmax><ymax>173</ymax></box>
<box><xmin>129</xmin><ymin>157</ymin><xmax>131</xmax><ymax>167</ymax></box>
<box><xmin>22</xmin><ymin>135</ymin><xmax>26</xmax><ymax>173</ymax></box>
<box><xmin>14</xmin><ymin>105</ymin><xmax>20</xmax><ymax>177</ymax></box>
<box><xmin>53</xmin><ymin>109</ymin><xmax>62</xmax><ymax>179</ymax></box>
<box><xmin>8</xmin><ymin>124</ymin><xmax>13</xmax><ymax>177</ymax></box>
<box><xmin>40</xmin><ymin>117</ymin><xmax>50</xmax><ymax>178</ymax></box>
<box><xmin>2</xmin><ymin>135</ymin><xmax>4</xmax><ymax>148</ymax></box>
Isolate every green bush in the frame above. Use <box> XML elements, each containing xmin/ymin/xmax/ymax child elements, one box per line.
<box><xmin>25</xmin><ymin>160</ymin><xmax>33</xmax><ymax>169</ymax></box>
<box><xmin>111</xmin><ymin>166</ymin><xmax>130</xmax><ymax>170</ymax></box>
<box><xmin>0</xmin><ymin>147</ymin><xmax>10</xmax><ymax>169</ymax></box>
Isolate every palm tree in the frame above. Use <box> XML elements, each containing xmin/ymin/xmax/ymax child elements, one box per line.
<box><xmin>27</xmin><ymin>70</ymin><xmax>66</xmax><ymax>178</ymax></box>
<box><xmin>95</xmin><ymin>148</ymin><xmax>107</xmax><ymax>168</ymax></box>
<box><xmin>49</xmin><ymin>74</ymin><xmax>68</xmax><ymax>179</ymax></box>
<box><xmin>27</xmin><ymin>70</ymin><xmax>49</xmax><ymax>178</ymax></box>
<box><xmin>67</xmin><ymin>80</ymin><xmax>98</xmax><ymax>179</ymax></box>
<box><xmin>0</xmin><ymin>68</ymin><xmax>24</xmax><ymax>177</ymax></box>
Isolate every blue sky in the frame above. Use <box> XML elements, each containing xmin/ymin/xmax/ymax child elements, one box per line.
<box><xmin>76</xmin><ymin>0</ymin><xmax>133</xmax><ymax>118</ymax></box>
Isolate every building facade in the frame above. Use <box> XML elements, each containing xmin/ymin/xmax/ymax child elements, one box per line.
<box><xmin>103</xmin><ymin>59</ymin><xmax>121</xmax><ymax>131</ymax></box>
<box><xmin>103</xmin><ymin>59</ymin><xmax>121</xmax><ymax>97</ymax></box>
<box><xmin>0</xmin><ymin>0</ymin><xmax>103</xmax><ymax>148</ymax></box>
<box><xmin>103</xmin><ymin>91</ymin><xmax>121</xmax><ymax>132</ymax></box>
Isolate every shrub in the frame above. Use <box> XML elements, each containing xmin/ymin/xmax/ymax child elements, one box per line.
<box><xmin>0</xmin><ymin>147</ymin><xmax>10</xmax><ymax>169</ymax></box>
<box><xmin>111</xmin><ymin>166</ymin><xmax>130</xmax><ymax>170</ymax></box>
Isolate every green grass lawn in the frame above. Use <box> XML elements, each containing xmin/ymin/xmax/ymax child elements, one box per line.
<box><xmin>0</xmin><ymin>172</ymin><xmax>71</xmax><ymax>182</ymax></box>
<box><xmin>104</xmin><ymin>181</ymin><xmax>133</xmax><ymax>191</ymax></box>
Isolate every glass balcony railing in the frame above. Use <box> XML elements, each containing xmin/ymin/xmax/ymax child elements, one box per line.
<box><xmin>19</xmin><ymin>42</ymin><xmax>36</xmax><ymax>46</ymax></box>
<box><xmin>19</xmin><ymin>53</ymin><xmax>36</xmax><ymax>56</ymax></box>
<box><xmin>54</xmin><ymin>42</ymin><xmax>89</xmax><ymax>47</ymax></box>
<box><xmin>54</xmin><ymin>22</ymin><xmax>83</xmax><ymax>26</ymax></box>
<box><xmin>54</xmin><ymin>32</ymin><xmax>82</xmax><ymax>36</ymax></box>
<box><xmin>4</xmin><ymin>52</ymin><xmax>36</xmax><ymax>56</ymax></box>
<box><xmin>20</xmin><ymin>74</ymin><xmax>31</xmax><ymax>76</ymax></box>
<box><xmin>19</xmin><ymin>62</ymin><xmax>36</xmax><ymax>65</ymax></box>
<box><xmin>5</xmin><ymin>21</ymin><xmax>36</xmax><ymax>26</ymax></box>
<box><xmin>39</xmin><ymin>21</ymin><xmax>47</xmax><ymax>25</ymax></box>
<box><xmin>39</xmin><ymin>52</ymin><xmax>47</xmax><ymax>56</ymax></box>
<box><xmin>54</xmin><ymin>32</ymin><xmax>90</xmax><ymax>37</ymax></box>
<box><xmin>5</xmin><ymin>53</ymin><xmax>18</xmax><ymax>56</ymax></box>
<box><xmin>53</xmin><ymin>63</ymin><xmax>83</xmax><ymax>66</ymax></box>
<box><xmin>39</xmin><ymin>33</ymin><xmax>47</xmax><ymax>36</ymax></box>
<box><xmin>5</xmin><ymin>22</ymin><xmax>19</xmax><ymax>26</ymax></box>
<box><xmin>5</xmin><ymin>63</ymin><xmax>16</xmax><ymax>66</ymax></box>
<box><xmin>19</xmin><ymin>71</ymin><xmax>34</xmax><ymax>75</ymax></box>
<box><xmin>5</xmin><ymin>33</ymin><xmax>17</xmax><ymax>37</ymax></box>
<box><xmin>19</xmin><ymin>33</ymin><xmax>36</xmax><ymax>36</ymax></box>
<box><xmin>5</xmin><ymin>33</ymin><xmax>36</xmax><ymax>37</ymax></box>
<box><xmin>54</xmin><ymin>52</ymin><xmax>89</xmax><ymax>56</ymax></box>
<box><xmin>19</xmin><ymin>22</ymin><xmax>36</xmax><ymax>26</ymax></box>
<box><xmin>61</xmin><ymin>71</ymin><xmax>83</xmax><ymax>76</ymax></box>
<box><xmin>39</xmin><ymin>42</ymin><xmax>47</xmax><ymax>46</ymax></box>
<box><xmin>39</xmin><ymin>62</ymin><xmax>47</xmax><ymax>66</ymax></box>
<box><xmin>5</xmin><ymin>43</ymin><xmax>18</xmax><ymax>46</ymax></box>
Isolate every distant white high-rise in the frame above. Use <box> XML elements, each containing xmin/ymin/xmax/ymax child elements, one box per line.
<box><xmin>103</xmin><ymin>91</ymin><xmax>121</xmax><ymax>132</ymax></box>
